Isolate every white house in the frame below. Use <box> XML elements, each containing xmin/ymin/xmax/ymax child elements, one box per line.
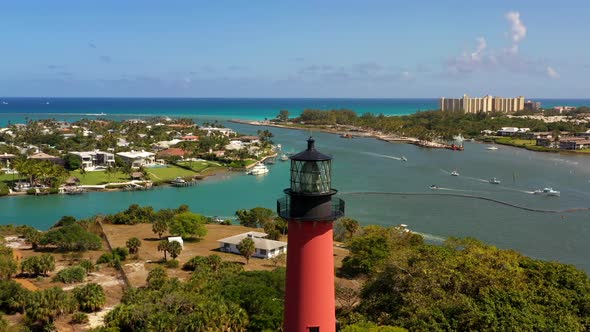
<box><xmin>217</xmin><ymin>231</ymin><xmax>287</xmax><ymax>259</ymax></box>
<box><xmin>70</xmin><ymin>150</ymin><xmax>115</xmax><ymax>170</ymax></box>
<box><xmin>168</xmin><ymin>236</ymin><xmax>184</xmax><ymax>249</ymax></box>
<box><xmin>225</xmin><ymin>140</ymin><xmax>244</xmax><ymax>150</ymax></box>
<box><xmin>201</xmin><ymin>127</ymin><xmax>235</xmax><ymax>137</ymax></box>
<box><xmin>116</xmin><ymin>150</ymin><xmax>156</xmax><ymax>168</ymax></box>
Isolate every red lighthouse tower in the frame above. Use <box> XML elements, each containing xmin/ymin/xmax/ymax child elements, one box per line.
<box><xmin>277</xmin><ymin>137</ymin><xmax>345</xmax><ymax>332</ymax></box>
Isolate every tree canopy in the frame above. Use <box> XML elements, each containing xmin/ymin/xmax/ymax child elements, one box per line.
<box><xmin>169</xmin><ymin>212</ymin><xmax>208</xmax><ymax>240</ymax></box>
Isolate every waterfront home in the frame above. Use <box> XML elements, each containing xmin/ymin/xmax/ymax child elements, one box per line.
<box><xmin>536</xmin><ymin>137</ymin><xmax>556</xmax><ymax>148</ymax></box>
<box><xmin>217</xmin><ymin>231</ymin><xmax>287</xmax><ymax>259</ymax></box>
<box><xmin>28</xmin><ymin>152</ymin><xmax>64</xmax><ymax>165</ymax></box>
<box><xmin>201</xmin><ymin>127</ymin><xmax>235</xmax><ymax>137</ymax></box>
<box><xmin>153</xmin><ymin>139</ymin><xmax>183</xmax><ymax>150</ymax></box>
<box><xmin>157</xmin><ymin>148</ymin><xmax>188</xmax><ymax>159</ymax></box>
<box><xmin>225</xmin><ymin>140</ymin><xmax>244</xmax><ymax>150</ymax></box>
<box><xmin>180</xmin><ymin>135</ymin><xmax>199</xmax><ymax>141</ymax></box>
<box><xmin>116</xmin><ymin>150</ymin><xmax>156</xmax><ymax>168</ymax></box>
<box><xmin>497</xmin><ymin>127</ymin><xmax>530</xmax><ymax>137</ymax></box>
<box><xmin>558</xmin><ymin>137</ymin><xmax>590</xmax><ymax>150</ymax></box>
<box><xmin>69</xmin><ymin>150</ymin><xmax>115</xmax><ymax>170</ymax></box>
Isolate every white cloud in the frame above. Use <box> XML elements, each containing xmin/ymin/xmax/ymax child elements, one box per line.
<box><xmin>546</xmin><ymin>66</ymin><xmax>560</xmax><ymax>79</ymax></box>
<box><xmin>505</xmin><ymin>11</ymin><xmax>527</xmax><ymax>53</ymax></box>
<box><xmin>471</xmin><ymin>37</ymin><xmax>487</xmax><ymax>61</ymax></box>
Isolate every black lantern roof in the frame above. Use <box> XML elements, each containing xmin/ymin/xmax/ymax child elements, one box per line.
<box><xmin>290</xmin><ymin>137</ymin><xmax>331</xmax><ymax>161</ymax></box>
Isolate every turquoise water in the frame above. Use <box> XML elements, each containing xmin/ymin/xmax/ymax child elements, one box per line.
<box><xmin>2</xmin><ymin>121</ymin><xmax>590</xmax><ymax>272</ymax></box>
<box><xmin>1</xmin><ymin>97</ymin><xmax>590</xmax><ymax>126</ymax></box>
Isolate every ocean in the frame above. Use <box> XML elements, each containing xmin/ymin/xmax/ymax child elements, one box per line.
<box><xmin>1</xmin><ymin>97</ymin><xmax>590</xmax><ymax>126</ymax></box>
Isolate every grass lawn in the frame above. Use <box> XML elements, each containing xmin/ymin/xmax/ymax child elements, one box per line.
<box><xmin>71</xmin><ymin>170</ymin><xmax>131</xmax><ymax>185</ymax></box>
<box><xmin>495</xmin><ymin>137</ymin><xmax>536</xmax><ymax>146</ymax></box>
<box><xmin>145</xmin><ymin>165</ymin><xmax>197</xmax><ymax>182</ymax></box>
<box><xmin>176</xmin><ymin>160</ymin><xmax>219</xmax><ymax>173</ymax></box>
<box><xmin>0</xmin><ymin>173</ymin><xmax>21</xmax><ymax>184</ymax></box>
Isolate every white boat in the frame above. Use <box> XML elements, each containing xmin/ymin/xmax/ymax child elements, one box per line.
<box><xmin>487</xmin><ymin>146</ymin><xmax>498</xmax><ymax>150</ymax></box>
<box><xmin>1</xmin><ymin>101</ymin><xmax>7</xmax><ymax>105</ymax></box>
<box><xmin>533</xmin><ymin>187</ymin><xmax>560</xmax><ymax>197</ymax></box>
<box><xmin>543</xmin><ymin>187</ymin><xmax>560</xmax><ymax>196</ymax></box>
<box><xmin>489</xmin><ymin>177</ymin><xmax>501</xmax><ymax>184</ymax></box>
<box><xmin>451</xmin><ymin>170</ymin><xmax>459</xmax><ymax>176</ymax></box>
<box><xmin>401</xmin><ymin>156</ymin><xmax>407</xmax><ymax>162</ymax></box>
<box><xmin>280</xmin><ymin>154</ymin><xmax>288</xmax><ymax>161</ymax></box>
<box><xmin>429</xmin><ymin>185</ymin><xmax>439</xmax><ymax>190</ymax></box>
<box><xmin>248</xmin><ymin>164</ymin><xmax>269</xmax><ymax>175</ymax></box>
<box><xmin>171</xmin><ymin>177</ymin><xmax>186</xmax><ymax>184</ymax></box>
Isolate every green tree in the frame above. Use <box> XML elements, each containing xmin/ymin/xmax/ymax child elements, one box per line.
<box><xmin>152</xmin><ymin>218</ymin><xmax>168</xmax><ymax>239</ymax></box>
<box><xmin>20</xmin><ymin>225</ymin><xmax>43</xmax><ymax>250</ymax></box>
<box><xmin>125</xmin><ymin>237</ymin><xmax>142</xmax><ymax>255</ymax></box>
<box><xmin>72</xmin><ymin>283</ymin><xmax>106</xmax><ymax>312</ymax></box>
<box><xmin>25</xmin><ymin>287</ymin><xmax>75</xmax><ymax>326</ymax></box>
<box><xmin>157</xmin><ymin>240</ymin><xmax>169</xmax><ymax>261</ymax></box>
<box><xmin>0</xmin><ymin>246</ymin><xmax>17</xmax><ymax>280</ymax></box>
<box><xmin>20</xmin><ymin>254</ymin><xmax>55</xmax><ymax>277</ymax></box>
<box><xmin>169</xmin><ymin>212</ymin><xmax>207</xmax><ymax>240</ymax></box>
<box><xmin>276</xmin><ymin>109</ymin><xmax>290</xmax><ymax>122</ymax></box>
<box><xmin>146</xmin><ymin>266</ymin><xmax>168</xmax><ymax>290</ymax></box>
<box><xmin>334</xmin><ymin>218</ymin><xmax>361</xmax><ymax>242</ymax></box>
<box><xmin>167</xmin><ymin>241</ymin><xmax>182</xmax><ymax>260</ymax></box>
<box><xmin>235</xmin><ymin>207</ymin><xmax>275</xmax><ymax>228</ymax></box>
<box><xmin>237</xmin><ymin>237</ymin><xmax>255</xmax><ymax>265</ymax></box>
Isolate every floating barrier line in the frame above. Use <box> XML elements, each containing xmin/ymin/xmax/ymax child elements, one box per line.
<box><xmin>340</xmin><ymin>191</ymin><xmax>590</xmax><ymax>214</ymax></box>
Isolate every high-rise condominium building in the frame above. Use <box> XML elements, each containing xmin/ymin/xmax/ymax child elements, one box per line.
<box><xmin>440</xmin><ymin>94</ymin><xmax>525</xmax><ymax>113</ymax></box>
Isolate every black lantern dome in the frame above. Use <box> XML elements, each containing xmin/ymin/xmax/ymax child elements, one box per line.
<box><xmin>277</xmin><ymin>137</ymin><xmax>344</xmax><ymax>222</ymax></box>
<box><xmin>288</xmin><ymin>137</ymin><xmax>335</xmax><ymax>196</ymax></box>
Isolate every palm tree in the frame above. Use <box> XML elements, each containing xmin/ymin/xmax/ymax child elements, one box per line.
<box><xmin>152</xmin><ymin>219</ymin><xmax>168</xmax><ymax>239</ymax></box>
<box><xmin>72</xmin><ymin>283</ymin><xmax>106</xmax><ymax>312</ymax></box>
<box><xmin>237</xmin><ymin>237</ymin><xmax>255</xmax><ymax>265</ymax></box>
<box><xmin>126</xmin><ymin>237</ymin><xmax>142</xmax><ymax>255</ymax></box>
<box><xmin>157</xmin><ymin>240</ymin><xmax>169</xmax><ymax>261</ymax></box>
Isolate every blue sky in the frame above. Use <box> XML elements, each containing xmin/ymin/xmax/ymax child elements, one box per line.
<box><xmin>1</xmin><ymin>0</ymin><xmax>589</xmax><ymax>98</ymax></box>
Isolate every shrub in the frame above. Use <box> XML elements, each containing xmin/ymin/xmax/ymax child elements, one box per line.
<box><xmin>53</xmin><ymin>266</ymin><xmax>86</xmax><ymax>283</ymax></box>
<box><xmin>0</xmin><ymin>185</ymin><xmax>9</xmax><ymax>196</ymax></box>
<box><xmin>80</xmin><ymin>260</ymin><xmax>95</xmax><ymax>274</ymax></box>
<box><xmin>41</xmin><ymin>223</ymin><xmax>102</xmax><ymax>252</ymax></box>
<box><xmin>165</xmin><ymin>259</ymin><xmax>179</xmax><ymax>268</ymax></box>
<box><xmin>72</xmin><ymin>283</ymin><xmax>106</xmax><ymax>312</ymax></box>
<box><xmin>26</xmin><ymin>188</ymin><xmax>36</xmax><ymax>195</ymax></box>
<box><xmin>20</xmin><ymin>254</ymin><xmax>55</xmax><ymax>277</ymax></box>
<box><xmin>112</xmin><ymin>247</ymin><xmax>129</xmax><ymax>261</ymax></box>
<box><xmin>49</xmin><ymin>187</ymin><xmax>59</xmax><ymax>194</ymax></box>
<box><xmin>71</xmin><ymin>312</ymin><xmax>89</xmax><ymax>324</ymax></box>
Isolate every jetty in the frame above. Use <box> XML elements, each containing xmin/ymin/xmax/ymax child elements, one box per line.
<box><xmin>170</xmin><ymin>176</ymin><xmax>198</xmax><ymax>187</ymax></box>
<box><xmin>412</xmin><ymin>140</ymin><xmax>464</xmax><ymax>151</ymax></box>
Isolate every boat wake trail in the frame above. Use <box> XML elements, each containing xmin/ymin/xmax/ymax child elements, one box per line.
<box><xmin>436</xmin><ymin>187</ymin><xmax>486</xmax><ymax>193</ymax></box>
<box><xmin>363</xmin><ymin>152</ymin><xmax>402</xmax><ymax>161</ymax></box>
<box><xmin>340</xmin><ymin>191</ymin><xmax>590</xmax><ymax>214</ymax></box>
<box><xmin>412</xmin><ymin>232</ymin><xmax>446</xmax><ymax>243</ymax></box>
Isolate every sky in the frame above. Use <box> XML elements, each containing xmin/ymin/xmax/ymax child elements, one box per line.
<box><xmin>1</xmin><ymin>0</ymin><xmax>589</xmax><ymax>98</ymax></box>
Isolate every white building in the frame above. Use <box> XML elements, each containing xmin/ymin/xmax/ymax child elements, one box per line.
<box><xmin>116</xmin><ymin>150</ymin><xmax>156</xmax><ymax>168</ymax></box>
<box><xmin>70</xmin><ymin>150</ymin><xmax>115</xmax><ymax>170</ymax></box>
<box><xmin>225</xmin><ymin>140</ymin><xmax>244</xmax><ymax>150</ymax></box>
<box><xmin>201</xmin><ymin>127</ymin><xmax>235</xmax><ymax>137</ymax></box>
<box><xmin>217</xmin><ymin>231</ymin><xmax>287</xmax><ymax>259</ymax></box>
